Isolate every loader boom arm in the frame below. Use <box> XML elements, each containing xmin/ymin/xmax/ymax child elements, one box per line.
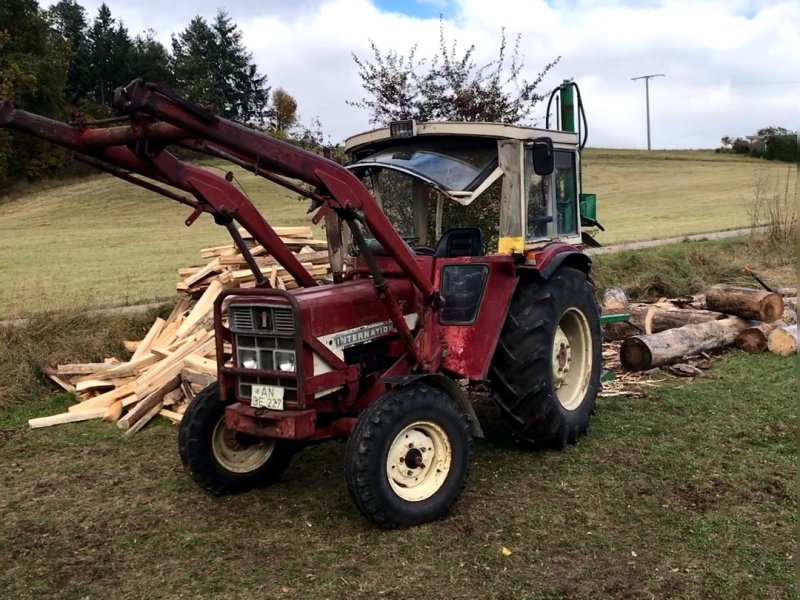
<box><xmin>0</xmin><ymin>79</ymin><xmax>436</xmax><ymax>301</ymax></box>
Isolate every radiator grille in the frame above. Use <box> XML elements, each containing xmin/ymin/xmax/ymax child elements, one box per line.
<box><xmin>229</xmin><ymin>305</ymin><xmax>294</xmax><ymax>336</ymax></box>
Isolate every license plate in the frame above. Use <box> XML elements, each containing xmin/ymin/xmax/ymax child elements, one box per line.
<box><xmin>250</xmin><ymin>384</ymin><xmax>284</xmax><ymax>410</ymax></box>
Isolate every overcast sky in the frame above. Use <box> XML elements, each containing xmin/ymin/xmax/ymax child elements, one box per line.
<box><xmin>52</xmin><ymin>0</ymin><xmax>800</xmax><ymax>149</ymax></box>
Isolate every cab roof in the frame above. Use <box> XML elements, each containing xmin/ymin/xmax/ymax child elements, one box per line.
<box><xmin>344</xmin><ymin>121</ymin><xmax>578</xmax><ymax>155</ymax></box>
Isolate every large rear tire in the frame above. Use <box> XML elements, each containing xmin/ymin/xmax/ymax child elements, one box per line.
<box><xmin>178</xmin><ymin>383</ymin><xmax>294</xmax><ymax>495</ymax></box>
<box><xmin>345</xmin><ymin>383</ymin><xmax>473</xmax><ymax>528</ymax></box>
<box><xmin>490</xmin><ymin>266</ymin><xmax>602</xmax><ymax>448</ymax></box>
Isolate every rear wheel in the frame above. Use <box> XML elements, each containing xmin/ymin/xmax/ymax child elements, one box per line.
<box><xmin>178</xmin><ymin>383</ymin><xmax>294</xmax><ymax>495</ymax></box>
<box><xmin>490</xmin><ymin>266</ymin><xmax>602</xmax><ymax>448</ymax></box>
<box><xmin>345</xmin><ymin>383</ymin><xmax>473</xmax><ymax>528</ymax></box>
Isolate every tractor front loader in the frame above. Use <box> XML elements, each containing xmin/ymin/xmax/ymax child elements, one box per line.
<box><xmin>0</xmin><ymin>79</ymin><xmax>602</xmax><ymax>528</ymax></box>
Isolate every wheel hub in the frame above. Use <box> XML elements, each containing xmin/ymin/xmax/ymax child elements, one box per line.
<box><xmin>212</xmin><ymin>416</ymin><xmax>275</xmax><ymax>473</ymax></box>
<box><xmin>552</xmin><ymin>326</ymin><xmax>572</xmax><ymax>386</ymax></box>
<box><xmin>551</xmin><ymin>308</ymin><xmax>593</xmax><ymax>411</ymax></box>
<box><xmin>386</xmin><ymin>421</ymin><xmax>451</xmax><ymax>502</ymax></box>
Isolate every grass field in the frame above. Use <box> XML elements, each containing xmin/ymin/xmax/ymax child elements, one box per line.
<box><xmin>581</xmin><ymin>149</ymin><xmax>795</xmax><ymax>244</ymax></box>
<box><xmin>0</xmin><ymin>209</ymin><xmax>795</xmax><ymax>598</ymax></box>
<box><xmin>0</xmin><ymin>149</ymin><xmax>794</xmax><ymax>317</ymax></box>
<box><xmin>0</xmin><ymin>352</ymin><xmax>795</xmax><ymax>599</ymax></box>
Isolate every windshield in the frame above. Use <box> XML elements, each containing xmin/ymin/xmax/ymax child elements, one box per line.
<box><xmin>350</xmin><ymin>140</ymin><xmax>496</xmax><ymax>191</ymax></box>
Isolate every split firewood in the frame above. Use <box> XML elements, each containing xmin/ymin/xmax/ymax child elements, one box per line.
<box><xmin>131</xmin><ymin>317</ymin><xmax>165</xmax><ymax>361</ymax></box>
<box><xmin>124</xmin><ymin>401</ymin><xmax>164</xmax><ymax>437</ymax></box>
<box><xmin>118</xmin><ymin>376</ymin><xmax>181</xmax><ymax>430</ymax></box>
<box><xmin>102</xmin><ymin>400</ymin><xmax>123</xmax><ymax>423</ymax></box>
<box><xmin>767</xmin><ymin>324</ymin><xmax>798</xmax><ymax>356</ymax></box>
<box><xmin>37</xmin><ymin>225</ymin><xmax>330</xmax><ymax>432</ymax></box>
<box><xmin>705</xmin><ymin>284</ymin><xmax>784</xmax><ymax>322</ymax></box>
<box><xmin>29</xmin><ymin>408</ymin><xmax>107</xmax><ymax>428</ymax></box>
<box><xmin>735</xmin><ymin>321</ymin><xmax>787</xmax><ymax>353</ymax></box>
<box><xmin>620</xmin><ymin>317</ymin><xmax>749</xmax><ymax>371</ymax></box>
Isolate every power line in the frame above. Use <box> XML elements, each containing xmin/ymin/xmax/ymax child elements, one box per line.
<box><xmin>631</xmin><ymin>73</ymin><xmax>665</xmax><ymax>150</ymax></box>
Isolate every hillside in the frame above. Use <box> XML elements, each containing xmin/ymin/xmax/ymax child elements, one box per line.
<box><xmin>0</xmin><ymin>150</ymin><xmax>793</xmax><ymax>317</ymax></box>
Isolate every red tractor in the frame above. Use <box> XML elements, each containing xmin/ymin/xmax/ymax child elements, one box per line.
<box><xmin>1</xmin><ymin>79</ymin><xmax>601</xmax><ymax>527</ymax></box>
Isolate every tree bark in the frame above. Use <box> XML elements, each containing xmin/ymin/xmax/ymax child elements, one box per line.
<box><xmin>620</xmin><ymin>317</ymin><xmax>749</xmax><ymax>371</ymax></box>
<box><xmin>735</xmin><ymin>321</ymin><xmax>786</xmax><ymax>353</ymax></box>
<box><xmin>767</xmin><ymin>324</ymin><xmax>797</xmax><ymax>356</ymax></box>
<box><xmin>631</xmin><ymin>304</ymin><xmax>727</xmax><ymax>333</ymax></box>
<box><xmin>705</xmin><ymin>284</ymin><xmax>783</xmax><ymax>322</ymax></box>
<box><xmin>603</xmin><ymin>303</ymin><xmax>727</xmax><ymax>341</ymax></box>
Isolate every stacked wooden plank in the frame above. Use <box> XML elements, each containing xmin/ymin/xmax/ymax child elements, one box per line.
<box><xmin>603</xmin><ymin>285</ymin><xmax>797</xmax><ymax>372</ymax></box>
<box><xmin>30</xmin><ymin>226</ymin><xmax>330</xmax><ymax>432</ymax></box>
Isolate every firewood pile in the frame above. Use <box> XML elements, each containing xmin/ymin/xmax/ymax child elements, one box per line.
<box><xmin>602</xmin><ymin>284</ymin><xmax>797</xmax><ymax>375</ymax></box>
<box><xmin>30</xmin><ymin>226</ymin><xmax>330</xmax><ymax>432</ymax></box>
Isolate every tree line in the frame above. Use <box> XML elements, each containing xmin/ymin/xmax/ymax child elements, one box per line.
<box><xmin>0</xmin><ymin>0</ymin><xmax>305</xmax><ymax>186</ymax></box>
<box><xmin>1</xmin><ymin>2</ymin><xmax>558</xmax><ymax>188</ymax></box>
<box><xmin>718</xmin><ymin>127</ymin><xmax>798</xmax><ymax>163</ymax></box>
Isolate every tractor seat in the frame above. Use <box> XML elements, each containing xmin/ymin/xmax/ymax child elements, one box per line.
<box><xmin>435</xmin><ymin>227</ymin><xmax>485</xmax><ymax>258</ymax></box>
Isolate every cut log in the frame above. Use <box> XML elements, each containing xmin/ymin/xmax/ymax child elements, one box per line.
<box><xmin>68</xmin><ymin>381</ymin><xmax>137</xmax><ymax>412</ymax></box>
<box><xmin>131</xmin><ymin>317</ymin><xmax>165</xmax><ymax>361</ymax></box>
<box><xmin>43</xmin><ymin>369</ymin><xmax>76</xmax><ymax>393</ymax></box>
<box><xmin>620</xmin><ymin>317</ymin><xmax>749</xmax><ymax>371</ymax></box>
<box><xmin>124</xmin><ymin>401</ymin><xmax>164</xmax><ymax>437</ymax></box>
<box><xmin>57</xmin><ymin>363</ymin><xmax>119</xmax><ymax>375</ymax></box>
<box><xmin>705</xmin><ymin>284</ymin><xmax>783</xmax><ymax>322</ymax></box>
<box><xmin>735</xmin><ymin>321</ymin><xmax>786</xmax><ymax>352</ymax></box>
<box><xmin>102</xmin><ymin>400</ymin><xmax>123</xmax><ymax>423</ymax></box>
<box><xmin>633</xmin><ymin>304</ymin><xmax>726</xmax><ymax>333</ymax></box>
<box><xmin>604</xmin><ymin>303</ymin><xmax>727</xmax><ymax>341</ymax></box>
<box><xmin>29</xmin><ymin>408</ymin><xmax>107</xmax><ymax>428</ymax></box>
<box><xmin>767</xmin><ymin>324</ymin><xmax>797</xmax><ymax>356</ymax></box>
<box><xmin>118</xmin><ymin>376</ymin><xmax>180</xmax><ymax>430</ymax></box>
<box><xmin>158</xmin><ymin>408</ymin><xmax>183</xmax><ymax>423</ymax></box>
<box><xmin>180</xmin><ymin>368</ymin><xmax>215</xmax><ymax>388</ymax></box>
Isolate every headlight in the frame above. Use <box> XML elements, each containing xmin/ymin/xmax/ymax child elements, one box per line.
<box><xmin>274</xmin><ymin>350</ymin><xmax>296</xmax><ymax>372</ymax></box>
<box><xmin>239</xmin><ymin>349</ymin><xmax>259</xmax><ymax>370</ymax></box>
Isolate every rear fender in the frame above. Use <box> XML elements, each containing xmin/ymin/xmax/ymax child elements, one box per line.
<box><xmin>525</xmin><ymin>244</ymin><xmax>592</xmax><ymax>279</ymax></box>
<box><xmin>380</xmin><ymin>373</ymin><xmax>484</xmax><ymax>439</ymax></box>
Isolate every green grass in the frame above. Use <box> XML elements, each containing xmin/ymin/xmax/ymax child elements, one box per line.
<box><xmin>592</xmin><ymin>234</ymin><xmax>796</xmax><ymax>301</ymax></box>
<box><xmin>0</xmin><ymin>352</ymin><xmax>794</xmax><ymax>599</ymax></box>
<box><xmin>1</xmin><ymin>148</ymin><xmax>794</xmax><ymax>317</ymax></box>
<box><xmin>0</xmin><ymin>165</ymin><xmax>304</xmax><ymax>317</ymax></box>
<box><xmin>581</xmin><ymin>148</ymin><xmax>795</xmax><ymax>245</ymax></box>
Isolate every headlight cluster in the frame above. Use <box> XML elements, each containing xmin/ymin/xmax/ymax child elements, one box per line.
<box><xmin>274</xmin><ymin>350</ymin><xmax>296</xmax><ymax>372</ymax></box>
<box><xmin>235</xmin><ymin>347</ymin><xmax>296</xmax><ymax>372</ymax></box>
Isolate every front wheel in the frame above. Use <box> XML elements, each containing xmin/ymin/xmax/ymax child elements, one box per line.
<box><xmin>345</xmin><ymin>383</ymin><xmax>473</xmax><ymax>528</ymax></box>
<box><xmin>490</xmin><ymin>266</ymin><xmax>602</xmax><ymax>448</ymax></box>
<box><xmin>178</xmin><ymin>383</ymin><xmax>294</xmax><ymax>495</ymax></box>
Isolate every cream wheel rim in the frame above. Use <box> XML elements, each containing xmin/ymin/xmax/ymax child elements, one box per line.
<box><xmin>552</xmin><ymin>308</ymin><xmax>593</xmax><ymax>411</ymax></box>
<box><xmin>386</xmin><ymin>421</ymin><xmax>452</xmax><ymax>502</ymax></box>
<box><xmin>211</xmin><ymin>416</ymin><xmax>275</xmax><ymax>473</ymax></box>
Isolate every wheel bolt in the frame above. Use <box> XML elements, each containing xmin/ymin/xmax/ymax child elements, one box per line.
<box><xmin>400</xmin><ymin>456</ymin><xmax>405</xmax><ymax>463</ymax></box>
<box><xmin>407</xmin><ymin>470</ymin><xmax>413</xmax><ymax>476</ymax></box>
<box><xmin>408</xmin><ymin>443</ymin><xmax>414</xmax><ymax>448</ymax></box>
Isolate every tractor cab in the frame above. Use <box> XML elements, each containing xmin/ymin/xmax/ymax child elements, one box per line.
<box><xmin>344</xmin><ymin>120</ymin><xmax>596</xmax><ymax>260</ymax></box>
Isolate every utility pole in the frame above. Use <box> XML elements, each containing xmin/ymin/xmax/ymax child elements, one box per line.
<box><xmin>631</xmin><ymin>74</ymin><xmax>665</xmax><ymax>150</ymax></box>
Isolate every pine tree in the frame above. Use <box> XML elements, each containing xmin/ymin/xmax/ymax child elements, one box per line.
<box><xmin>171</xmin><ymin>10</ymin><xmax>270</xmax><ymax>125</ymax></box>
<box><xmin>0</xmin><ymin>0</ymin><xmax>68</xmax><ymax>184</ymax></box>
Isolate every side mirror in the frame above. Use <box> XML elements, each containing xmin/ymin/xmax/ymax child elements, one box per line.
<box><xmin>531</xmin><ymin>137</ymin><xmax>554</xmax><ymax>176</ymax></box>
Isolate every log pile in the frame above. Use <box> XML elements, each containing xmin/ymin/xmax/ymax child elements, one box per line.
<box><xmin>605</xmin><ymin>285</ymin><xmax>797</xmax><ymax>373</ymax></box>
<box><xmin>31</xmin><ymin>226</ymin><xmax>330</xmax><ymax>432</ymax></box>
